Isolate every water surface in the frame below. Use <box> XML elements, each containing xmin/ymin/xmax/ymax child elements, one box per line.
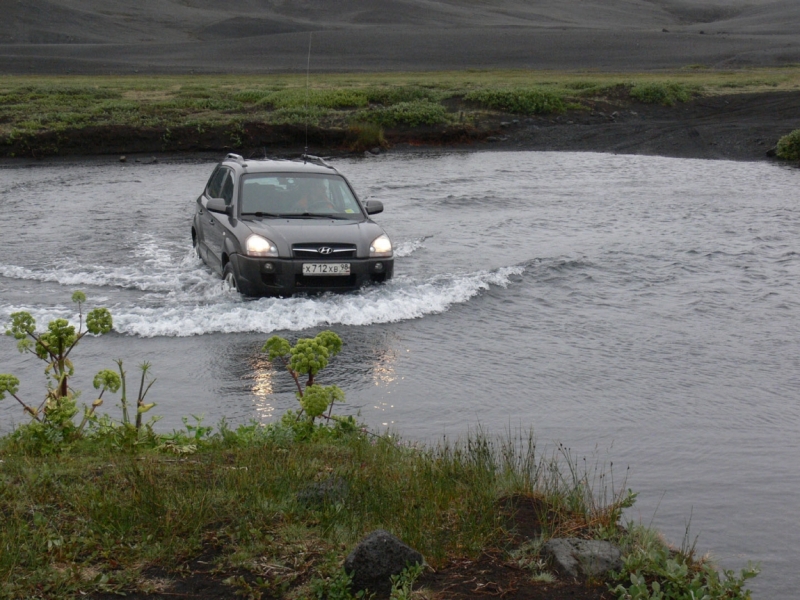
<box><xmin>1</xmin><ymin>152</ymin><xmax>798</xmax><ymax>597</ymax></box>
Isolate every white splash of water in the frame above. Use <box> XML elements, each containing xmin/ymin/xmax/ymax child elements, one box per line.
<box><xmin>1</xmin><ymin>265</ymin><xmax>525</xmax><ymax>338</ymax></box>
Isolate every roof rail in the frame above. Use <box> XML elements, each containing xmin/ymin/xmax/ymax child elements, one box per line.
<box><xmin>301</xmin><ymin>154</ymin><xmax>334</xmax><ymax>169</ymax></box>
<box><xmin>225</xmin><ymin>153</ymin><xmax>245</xmax><ymax>162</ymax></box>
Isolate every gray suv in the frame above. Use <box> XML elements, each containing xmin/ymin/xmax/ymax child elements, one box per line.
<box><xmin>192</xmin><ymin>154</ymin><xmax>394</xmax><ymax>296</ymax></box>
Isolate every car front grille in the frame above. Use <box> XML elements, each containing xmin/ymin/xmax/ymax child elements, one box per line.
<box><xmin>292</xmin><ymin>243</ymin><xmax>357</xmax><ymax>259</ymax></box>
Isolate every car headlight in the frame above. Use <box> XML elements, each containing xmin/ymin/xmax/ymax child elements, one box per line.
<box><xmin>369</xmin><ymin>234</ymin><xmax>392</xmax><ymax>258</ymax></box>
<box><xmin>245</xmin><ymin>235</ymin><xmax>279</xmax><ymax>257</ymax></box>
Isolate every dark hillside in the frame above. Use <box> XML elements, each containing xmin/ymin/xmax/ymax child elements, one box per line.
<box><xmin>2</xmin><ymin>0</ymin><xmax>799</xmax><ymax>74</ymax></box>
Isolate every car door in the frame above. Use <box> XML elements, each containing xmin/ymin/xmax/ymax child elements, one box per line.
<box><xmin>203</xmin><ymin>168</ymin><xmax>234</xmax><ymax>273</ymax></box>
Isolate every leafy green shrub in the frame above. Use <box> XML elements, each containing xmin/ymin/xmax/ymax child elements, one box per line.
<box><xmin>233</xmin><ymin>89</ymin><xmax>272</xmax><ymax>103</ymax></box>
<box><xmin>776</xmin><ymin>129</ymin><xmax>800</xmax><ymax>160</ymax></box>
<box><xmin>263</xmin><ymin>331</ymin><xmax>352</xmax><ymax>438</ymax></box>
<box><xmin>266</xmin><ymin>106</ymin><xmax>331</xmax><ymax>126</ymax></box>
<box><xmin>629</xmin><ymin>82</ymin><xmax>692</xmax><ymax>106</ymax></box>
<box><xmin>364</xmin><ymin>86</ymin><xmax>441</xmax><ymax>106</ymax></box>
<box><xmin>1</xmin><ymin>292</ymin><xmax>157</xmax><ymax>453</ymax></box>
<box><xmin>611</xmin><ymin>524</ymin><xmax>759</xmax><ymax>599</ymax></box>
<box><xmin>463</xmin><ymin>88</ymin><xmax>565</xmax><ymax>115</ymax></box>
<box><xmin>260</xmin><ymin>88</ymin><xmax>369</xmax><ymax>110</ymax></box>
<box><xmin>355</xmin><ymin>100</ymin><xmax>450</xmax><ymax>127</ymax></box>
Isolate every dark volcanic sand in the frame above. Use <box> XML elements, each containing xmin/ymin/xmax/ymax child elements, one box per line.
<box><xmin>2</xmin><ymin>0</ymin><xmax>800</xmax><ymax>74</ymax></box>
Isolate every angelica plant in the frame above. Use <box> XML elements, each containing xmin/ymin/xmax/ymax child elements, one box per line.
<box><xmin>2</xmin><ymin>291</ymin><xmax>111</xmax><ymax>430</ymax></box>
<box><xmin>262</xmin><ymin>330</ymin><xmax>345</xmax><ymax>424</ymax></box>
<box><xmin>0</xmin><ymin>292</ymin><xmax>162</xmax><ymax>452</ymax></box>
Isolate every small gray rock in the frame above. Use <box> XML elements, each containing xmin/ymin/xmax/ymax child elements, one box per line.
<box><xmin>344</xmin><ymin>529</ymin><xmax>423</xmax><ymax>598</ymax></box>
<box><xmin>543</xmin><ymin>538</ymin><xmax>622</xmax><ymax>579</ymax></box>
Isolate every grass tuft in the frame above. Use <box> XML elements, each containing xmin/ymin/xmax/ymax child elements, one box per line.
<box><xmin>463</xmin><ymin>88</ymin><xmax>566</xmax><ymax>115</ymax></box>
<box><xmin>346</xmin><ymin>122</ymin><xmax>388</xmax><ymax>151</ymax></box>
<box><xmin>776</xmin><ymin>128</ymin><xmax>800</xmax><ymax>160</ymax></box>
<box><xmin>629</xmin><ymin>82</ymin><xmax>694</xmax><ymax>105</ymax></box>
<box><xmin>355</xmin><ymin>100</ymin><xmax>451</xmax><ymax>127</ymax></box>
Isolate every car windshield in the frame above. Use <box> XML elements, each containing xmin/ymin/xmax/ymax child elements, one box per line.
<box><xmin>239</xmin><ymin>173</ymin><xmax>364</xmax><ymax>219</ymax></box>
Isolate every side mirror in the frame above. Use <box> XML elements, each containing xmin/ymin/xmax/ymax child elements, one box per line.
<box><xmin>364</xmin><ymin>200</ymin><xmax>384</xmax><ymax>215</ymax></box>
<box><xmin>207</xmin><ymin>197</ymin><xmax>233</xmax><ymax>216</ymax></box>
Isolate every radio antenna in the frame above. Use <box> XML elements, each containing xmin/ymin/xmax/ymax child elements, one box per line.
<box><xmin>304</xmin><ymin>32</ymin><xmax>312</xmax><ymax>163</ymax></box>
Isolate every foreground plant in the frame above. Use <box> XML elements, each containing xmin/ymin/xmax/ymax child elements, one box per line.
<box><xmin>1</xmin><ymin>292</ymin><xmax>111</xmax><ymax>443</ymax></box>
<box><xmin>1</xmin><ymin>291</ymin><xmax>157</xmax><ymax>452</ymax></box>
<box><xmin>263</xmin><ymin>330</ymin><xmax>351</xmax><ymax>435</ymax></box>
<box><xmin>611</xmin><ymin>524</ymin><xmax>759</xmax><ymax>599</ymax></box>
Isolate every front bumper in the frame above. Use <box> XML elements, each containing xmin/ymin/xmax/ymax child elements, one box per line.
<box><xmin>231</xmin><ymin>254</ymin><xmax>394</xmax><ymax>296</ymax></box>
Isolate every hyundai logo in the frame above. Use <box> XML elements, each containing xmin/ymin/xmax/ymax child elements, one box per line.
<box><xmin>318</xmin><ymin>247</ymin><xmax>333</xmax><ymax>255</ymax></box>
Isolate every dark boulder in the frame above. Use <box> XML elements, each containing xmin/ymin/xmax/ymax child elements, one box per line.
<box><xmin>344</xmin><ymin>529</ymin><xmax>423</xmax><ymax>598</ymax></box>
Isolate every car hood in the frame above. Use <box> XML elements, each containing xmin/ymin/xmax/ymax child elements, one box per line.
<box><xmin>244</xmin><ymin>218</ymin><xmax>388</xmax><ymax>257</ymax></box>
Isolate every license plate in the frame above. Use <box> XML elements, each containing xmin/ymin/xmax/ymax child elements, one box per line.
<box><xmin>302</xmin><ymin>263</ymin><xmax>350</xmax><ymax>276</ymax></box>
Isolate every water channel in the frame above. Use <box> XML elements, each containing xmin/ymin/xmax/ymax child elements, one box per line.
<box><xmin>1</xmin><ymin>151</ymin><xmax>798</xmax><ymax>597</ymax></box>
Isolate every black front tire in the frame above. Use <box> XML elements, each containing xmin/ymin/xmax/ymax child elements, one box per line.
<box><xmin>222</xmin><ymin>263</ymin><xmax>239</xmax><ymax>293</ymax></box>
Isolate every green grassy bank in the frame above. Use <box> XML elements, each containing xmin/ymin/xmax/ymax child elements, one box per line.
<box><xmin>1</xmin><ymin>68</ymin><xmax>799</xmax><ymax>158</ymax></box>
<box><xmin>0</xmin><ymin>424</ymin><xmax>760</xmax><ymax>600</ymax></box>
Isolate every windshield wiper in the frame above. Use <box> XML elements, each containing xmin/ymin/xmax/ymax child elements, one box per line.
<box><xmin>285</xmin><ymin>212</ymin><xmax>350</xmax><ymax>220</ymax></box>
<box><xmin>241</xmin><ymin>211</ymin><xmax>282</xmax><ymax>218</ymax></box>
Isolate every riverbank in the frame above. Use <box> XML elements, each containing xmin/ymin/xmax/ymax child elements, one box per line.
<box><xmin>2</xmin><ymin>71</ymin><xmax>799</xmax><ymax>163</ymax></box>
<box><xmin>0</xmin><ymin>422</ymin><xmax>759</xmax><ymax>600</ymax></box>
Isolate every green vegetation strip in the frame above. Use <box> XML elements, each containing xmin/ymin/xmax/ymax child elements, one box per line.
<box><xmin>1</xmin><ymin>68</ymin><xmax>799</xmax><ymax>154</ymax></box>
<box><xmin>0</xmin><ymin>294</ymin><xmax>760</xmax><ymax>599</ymax></box>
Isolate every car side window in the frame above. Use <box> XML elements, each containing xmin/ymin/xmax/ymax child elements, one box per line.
<box><xmin>206</xmin><ymin>167</ymin><xmax>226</xmax><ymax>199</ymax></box>
<box><xmin>220</xmin><ymin>172</ymin><xmax>234</xmax><ymax>206</ymax></box>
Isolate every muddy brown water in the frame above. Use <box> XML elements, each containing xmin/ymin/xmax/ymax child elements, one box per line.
<box><xmin>1</xmin><ymin>151</ymin><xmax>798</xmax><ymax>597</ymax></box>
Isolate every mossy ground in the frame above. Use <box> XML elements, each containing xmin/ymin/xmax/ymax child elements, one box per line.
<box><xmin>2</xmin><ymin>68</ymin><xmax>799</xmax><ymax>158</ymax></box>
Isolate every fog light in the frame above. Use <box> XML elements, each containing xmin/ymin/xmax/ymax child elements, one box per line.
<box><xmin>374</xmin><ymin>262</ymin><xmax>384</xmax><ymax>272</ymax></box>
<box><xmin>263</xmin><ymin>263</ymin><xmax>275</xmax><ymax>272</ymax></box>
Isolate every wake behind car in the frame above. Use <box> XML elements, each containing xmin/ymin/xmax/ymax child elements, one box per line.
<box><xmin>192</xmin><ymin>154</ymin><xmax>393</xmax><ymax>297</ymax></box>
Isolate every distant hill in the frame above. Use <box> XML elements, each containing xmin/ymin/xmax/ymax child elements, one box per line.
<box><xmin>2</xmin><ymin>0</ymin><xmax>799</xmax><ymax>73</ymax></box>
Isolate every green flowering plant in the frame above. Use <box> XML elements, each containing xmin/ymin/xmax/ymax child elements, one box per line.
<box><xmin>262</xmin><ymin>330</ymin><xmax>345</xmax><ymax>424</ymax></box>
<box><xmin>1</xmin><ymin>291</ymin><xmax>124</xmax><ymax>441</ymax></box>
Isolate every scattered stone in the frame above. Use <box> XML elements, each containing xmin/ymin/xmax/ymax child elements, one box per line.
<box><xmin>370</xmin><ymin>147</ymin><xmax>382</xmax><ymax>155</ymax></box>
<box><xmin>344</xmin><ymin>530</ymin><xmax>423</xmax><ymax>598</ymax></box>
<box><xmin>500</xmin><ymin>121</ymin><xmax>511</xmax><ymax>128</ymax></box>
<box><xmin>542</xmin><ymin>538</ymin><xmax>622</xmax><ymax>580</ymax></box>
<box><xmin>119</xmin><ymin>155</ymin><xmax>127</xmax><ymax>162</ymax></box>
<box><xmin>766</xmin><ymin>146</ymin><xmax>777</xmax><ymax>157</ymax></box>
<box><xmin>486</xmin><ymin>136</ymin><xmax>500</xmax><ymax>142</ymax></box>
<box><xmin>297</xmin><ymin>476</ymin><xmax>348</xmax><ymax>508</ymax></box>
<box><xmin>699</xmin><ymin>30</ymin><xmax>705</xmax><ymax>34</ymax></box>
<box><xmin>662</xmin><ymin>28</ymin><xmax>670</xmax><ymax>33</ymax></box>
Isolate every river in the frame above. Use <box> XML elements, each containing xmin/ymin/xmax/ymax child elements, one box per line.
<box><xmin>1</xmin><ymin>151</ymin><xmax>798</xmax><ymax>597</ymax></box>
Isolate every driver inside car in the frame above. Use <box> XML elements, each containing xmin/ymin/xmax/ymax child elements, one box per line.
<box><xmin>295</xmin><ymin>177</ymin><xmax>335</xmax><ymax>213</ymax></box>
